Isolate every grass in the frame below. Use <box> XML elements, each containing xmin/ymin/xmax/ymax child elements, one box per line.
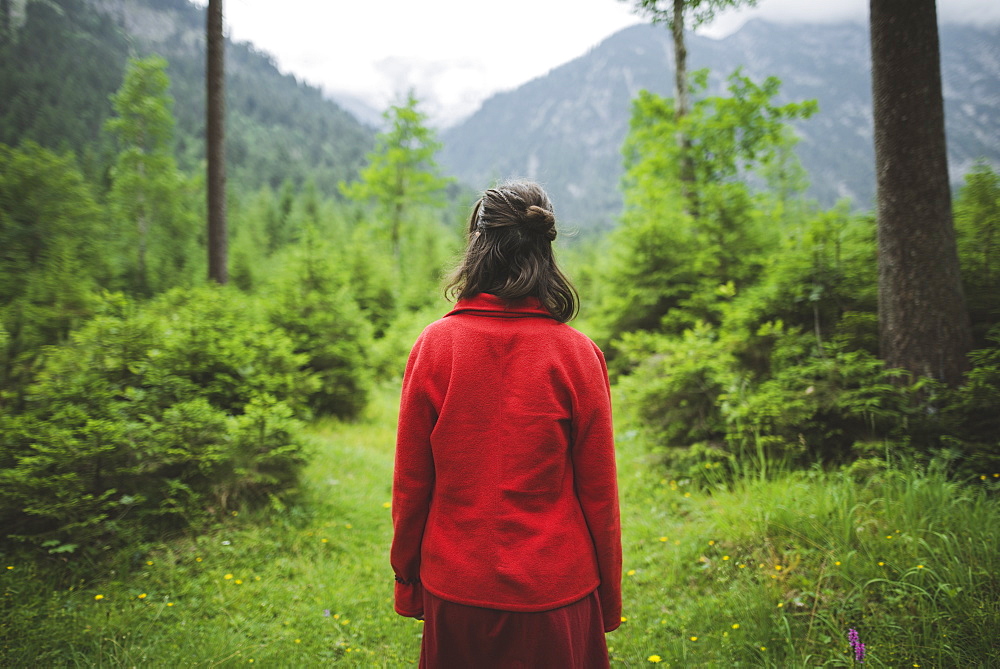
<box><xmin>2</xmin><ymin>384</ymin><xmax>999</xmax><ymax>667</ymax></box>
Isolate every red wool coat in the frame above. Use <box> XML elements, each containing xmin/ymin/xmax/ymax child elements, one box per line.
<box><xmin>391</xmin><ymin>293</ymin><xmax>622</xmax><ymax>633</ymax></box>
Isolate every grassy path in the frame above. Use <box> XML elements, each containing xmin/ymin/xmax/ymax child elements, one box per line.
<box><xmin>4</xmin><ymin>384</ymin><xmax>999</xmax><ymax>666</ymax></box>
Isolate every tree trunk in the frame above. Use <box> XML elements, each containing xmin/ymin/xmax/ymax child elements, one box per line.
<box><xmin>671</xmin><ymin>0</ymin><xmax>697</xmax><ymax>216</ymax></box>
<box><xmin>869</xmin><ymin>0</ymin><xmax>970</xmax><ymax>385</ymax></box>
<box><xmin>206</xmin><ymin>0</ymin><xmax>228</xmax><ymax>284</ymax></box>
<box><xmin>671</xmin><ymin>0</ymin><xmax>689</xmax><ymax>121</ymax></box>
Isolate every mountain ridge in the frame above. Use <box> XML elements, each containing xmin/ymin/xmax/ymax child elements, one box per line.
<box><xmin>440</xmin><ymin>19</ymin><xmax>1000</xmax><ymax>231</ymax></box>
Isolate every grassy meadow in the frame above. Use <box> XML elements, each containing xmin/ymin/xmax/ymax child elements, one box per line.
<box><xmin>2</xmin><ymin>384</ymin><xmax>999</xmax><ymax>667</ymax></box>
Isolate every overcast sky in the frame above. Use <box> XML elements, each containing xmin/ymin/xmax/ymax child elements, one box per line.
<box><xmin>211</xmin><ymin>0</ymin><xmax>1000</xmax><ymax>127</ymax></box>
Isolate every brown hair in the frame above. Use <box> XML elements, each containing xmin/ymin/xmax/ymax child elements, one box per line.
<box><xmin>445</xmin><ymin>180</ymin><xmax>579</xmax><ymax>322</ymax></box>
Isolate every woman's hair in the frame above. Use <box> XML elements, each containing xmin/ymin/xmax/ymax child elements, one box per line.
<box><xmin>445</xmin><ymin>180</ymin><xmax>579</xmax><ymax>322</ymax></box>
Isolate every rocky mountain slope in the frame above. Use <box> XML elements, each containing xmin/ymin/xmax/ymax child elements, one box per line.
<box><xmin>440</xmin><ymin>20</ymin><xmax>1000</xmax><ymax>231</ymax></box>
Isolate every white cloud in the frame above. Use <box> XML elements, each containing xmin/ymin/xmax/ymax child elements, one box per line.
<box><xmin>700</xmin><ymin>0</ymin><xmax>1000</xmax><ymax>38</ymax></box>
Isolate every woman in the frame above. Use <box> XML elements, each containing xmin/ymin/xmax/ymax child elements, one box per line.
<box><xmin>391</xmin><ymin>181</ymin><xmax>621</xmax><ymax>668</ymax></box>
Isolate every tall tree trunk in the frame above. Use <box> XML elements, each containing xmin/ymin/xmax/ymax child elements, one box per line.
<box><xmin>870</xmin><ymin>0</ymin><xmax>970</xmax><ymax>385</ymax></box>
<box><xmin>671</xmin><ymin>0</ymin><xmax>697</xmax><ymax>216</ymax></box>
<box><xmin>206</xmin><ymin>0</ymin><xmax>228</xmax><ymax>284</ymax></box>
<box><xmin>671</xmin><ymin>0</ymin><xmax>689</xmax><ymax>121</ymax></box>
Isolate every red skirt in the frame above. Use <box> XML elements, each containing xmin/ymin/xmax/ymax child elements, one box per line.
<box><xmin>419</xmin><ymin>588</ymin><xmax>610</xmax><ymax>669</ymax></box>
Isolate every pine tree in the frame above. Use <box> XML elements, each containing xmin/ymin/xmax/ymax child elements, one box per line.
<box><xmin>106</xmin><ymin>56</ymin><xmax>195</xmax><ymax>295</ymax></box>
<box><xmin>341</xmin><ymin>92</ymin><xmax>451</xmax><ymax>259</ymax></box>
<box><xmin>621</xmin><ymin>0</ymin><xmax>760</xmax><ymax>214</ymax></box>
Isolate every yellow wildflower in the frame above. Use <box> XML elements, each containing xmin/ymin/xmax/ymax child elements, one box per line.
<box><xmin>690</xmin><ymin>636</ymin><xmax>698</xmax><ymax>642</ymax></box>
<box><xmin>648</xmin><ymin>656</ymin><xmax>662</xmax><ymax>663</ymax></box>
<box><xmin>94</xmin><ymin>594</ymin><xmax>104</xmax><ymax>601</ymax></box>
<box><xmin>732</xmin><ymin>623</ymin><xmax>740</xmax><ymax>629</ymax></box>
<box><xmin>138</xmin><ymin>593</ymin><xmax>147</xmax><ymax>599</ymax></box>
<box><xmin>224</xmin><ymin>573</ymin><xmax>234</xmax><ymax>580</ymax></box>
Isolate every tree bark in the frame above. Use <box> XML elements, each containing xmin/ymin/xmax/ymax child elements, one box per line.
<box><xmin>206</xmin><ymin>0</ymin><xmax>228</xmax><ymax>284</ymax></box>
<box><xmin>672</xmin><ymin>0</ymin><xmax>697</xmax><ymax>216</ymax></box>
<box><xmin>671</xmin><ymin>0</ymin><xmax>689</xmax><ymax>121</ymax></box>
<box><xmin>869</xmin><ymin>0</ymin><xmax>970</xmax><ymax>385</ymax></box>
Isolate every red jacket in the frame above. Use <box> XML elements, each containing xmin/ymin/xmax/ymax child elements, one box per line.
<box><xmin>391</xmin><ymin>293</ymin><xmax>622</xmax><ymax>632</ymax></box>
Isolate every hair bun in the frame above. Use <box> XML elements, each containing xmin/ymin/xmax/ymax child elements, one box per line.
<box><xmin>524</xmin><ymin>205</ymin><xmax>557</xmax><ymax>240</ymax></box>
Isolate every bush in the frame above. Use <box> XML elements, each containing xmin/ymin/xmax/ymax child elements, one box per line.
<box><xmin>0</xmin><ymin>287</ymin><xmax>314</xmax><ymax>559</ymax></box>
<box><xmin>264</xmin><ymin>232</ymin><xmax>375</xmax><ymax>418</ymax></box>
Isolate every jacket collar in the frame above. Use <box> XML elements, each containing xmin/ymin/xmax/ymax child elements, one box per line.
<box><xmin>445</xmin><ymin>293</ymin><xmax>555</xmax><ymax>320</ymax></box>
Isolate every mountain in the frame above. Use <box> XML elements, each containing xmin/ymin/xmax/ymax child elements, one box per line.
<box><xmin>0</xmin><ymin>0</ymin><xmax>374</xmax><ymax>195</ymax></box>
<box><xmin>440</xmin><ymin>20</ymin><xmax>1000</xmax><ymax>232</ymax></box>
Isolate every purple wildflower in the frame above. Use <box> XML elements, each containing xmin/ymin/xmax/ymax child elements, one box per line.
<box><xmin>323</xmin><ymin>609</ymin><xmax>331</xmax><ymax>617</ymax></box>
<box><xmin>848</xmin><ymin>628</ymin><xmax>866</xmax><ymax>663</ymax></box>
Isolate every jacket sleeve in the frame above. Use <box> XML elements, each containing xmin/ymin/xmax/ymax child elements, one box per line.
<box><xmin>390</xmin><ymin>333</ymin><xmax>437</xmax><ymax>618</ymax></box>
<box><xmin>571</xmin><ymin>344</ymin><xmax>622</xmax><ymax>632</ymax></box>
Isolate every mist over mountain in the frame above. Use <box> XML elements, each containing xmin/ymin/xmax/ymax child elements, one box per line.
<box><xmin>440</xmin><ymin>20</ymin><xmax>1000</xmax><ymax>232</ymax></box>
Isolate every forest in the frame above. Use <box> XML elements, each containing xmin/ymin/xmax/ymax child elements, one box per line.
<box><xmin>1</xmin><ymin>0</ymin><xmax>999</xmax><ymax>666</ymax></box>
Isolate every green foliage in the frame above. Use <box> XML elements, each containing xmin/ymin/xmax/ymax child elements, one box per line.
<box><xmin>0</xmin><ymin>142</ymin><xmax>109</xmax><ymax>387</ymax></box>
<box><xmin>264</xmin><ymin>228</ymin><xmax>375</xmax><ymax>419</ymax></box>
<box><xmin>598</xmin><ymin>71</ymin><xmax>817</xmax><ymax>345</ymax></box>
<box><xmin>600</xmin><ymin>68</ymin><xmax>998</xmax><ymax>474</ymax></box>
<box><xmin>954</xmin><ymin>161</ymin><xmax>1000</xmax><ymax>346</ymax></box>
<box><xmin>106</xmin><ymin>56</ymin><xmax>200</xmax><ymax>296</ymax></box>
<box><xmin>341</xmin><ymin>93</ymin><xmax>452</xmax><ymax>255</ymax></box>
<box><xmin>934</xmin><ymin>326</ymin><xmax>1000</xmax><ymax>475</ymax></box>
<box><xmin>0</xmin><ymin>288</ymin><xmax>313</xmax><ymax>558</ymax></box>
<box><xmin>0</xmin><ymin>0</ymin><xmax>372</xmax><ymax>197</ymax></box>
<box><xmin>0</xmin><ymin>0</ymin><xmax>129</xmax><ymax>167</ymax></box>
<box><xmin>3</xmin><ymin>387</ymin><xmax>997</xmax><ymax>667</ymax></box>
<box><xmin>612</xmin><ymin>444</ymin><xmax>1000</xmax><ymax>668</ymax></box>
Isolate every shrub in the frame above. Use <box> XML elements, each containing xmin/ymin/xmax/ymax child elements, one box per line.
<box><xmin>0</xmin><ymin>287</ymin><xmax>313</xmax><ymax>559</ymax></box>
<box><xmin>265</xmin><ymin>233</ymin><xmax>374</xmax><ymax>418</ymax></box>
